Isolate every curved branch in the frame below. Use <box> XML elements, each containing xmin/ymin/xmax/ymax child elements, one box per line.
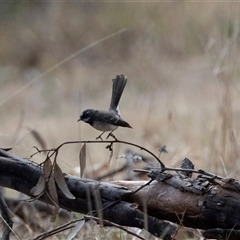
<box><xmin>3</xmin><ymin>147</ymin><xmax>240</xmax><ymax>239</ymax></box>
<box><xmin>0</xmin><ymin>148</ymin><xmax>175</xmax><ymax>240</ymax></box>
<box><xmin>31</xmin><ymin>139</ymin><xmax>165</xmax><ymax>169</ymax></box>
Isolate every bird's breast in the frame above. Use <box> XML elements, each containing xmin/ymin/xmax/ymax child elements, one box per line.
<box><xmin>92</xmin><ymin>122</ymin><xmax>118</xmax><ymax>132</ymax></box>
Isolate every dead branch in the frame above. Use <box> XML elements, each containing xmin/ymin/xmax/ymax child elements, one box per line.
<box><xmin>2</xmin><ymin>147</ymin><xmax>240</xmax><ymax>239</ymax></box>
<box><xmin>0</xmin><ymin>148</ymin><xmax>175</xmax><ymax>240</ymax></box>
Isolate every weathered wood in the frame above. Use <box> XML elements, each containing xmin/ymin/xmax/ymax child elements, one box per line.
<box><xmin>115</xmin><ymin>171</ymin><xmax>240</xmax><ymax>231</ymax></box>
<box><xmin>0</xmin><ymin>148</ymin><xmax>176</xmax><ymax>239</ymax></box>
<box><xmin>1</xmin><ymin>148</ymin><xmax>240</xmax><ymax>239</ymax></box>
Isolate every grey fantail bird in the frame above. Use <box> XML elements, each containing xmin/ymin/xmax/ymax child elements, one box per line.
<box><xmin>78</xmin><ymin>74</ymin><xmax>132</xmax><ymax>140</ymax></box>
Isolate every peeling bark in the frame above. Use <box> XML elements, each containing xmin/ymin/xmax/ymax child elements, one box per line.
<box><xmin>1</xmin><ymin>148</ymin><xmax>240</xmax><ymax>239</ymax></box>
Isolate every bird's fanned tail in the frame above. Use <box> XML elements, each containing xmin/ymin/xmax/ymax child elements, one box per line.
<box><xmin>109</xmin><ymin>74</ymin><xmax>127</xmax><ymax>113</ymax></box>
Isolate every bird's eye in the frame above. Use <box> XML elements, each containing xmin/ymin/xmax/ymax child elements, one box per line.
<box><xmin>80</xmin><ymin>110</ymin><xmax>92</xmax><ymax>121</ymax></box>
<box><xmin>80</xmin><ymin>111</ymin><xmax>87</xmax><ymax>117</ymax></box>
<box><xmin>80</xmin><ymin>110</ymin><xmax>92</xmax><ymax>123</ymax></box>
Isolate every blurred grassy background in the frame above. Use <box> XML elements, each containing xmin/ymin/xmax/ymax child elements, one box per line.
<box><xmin>1</xmin><ymin>2</ymin><xmax>240</xmax><ymax>178</ymax></box>
<box><xmin>2</xmin><ymin>2</ymin><xmax>240</xmax><ymax>239</ymax></box>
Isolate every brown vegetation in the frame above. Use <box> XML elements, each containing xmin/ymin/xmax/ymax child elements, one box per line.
<box><xmin>1</xmin><ymin>2</ymin><xmax>240</xmax><ymax>239</ymax></box>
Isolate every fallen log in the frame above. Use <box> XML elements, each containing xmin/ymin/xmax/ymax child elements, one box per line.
<box><xmin>1</xmin><ymin>148</ymin><xmax>240</xmax><ymax>239</ymax></box>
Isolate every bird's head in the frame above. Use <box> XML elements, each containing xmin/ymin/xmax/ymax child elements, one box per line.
<box><xmin>78</xmin><ymin>109</ymin><xmax>95</xmax><ymax>123</ymax></box>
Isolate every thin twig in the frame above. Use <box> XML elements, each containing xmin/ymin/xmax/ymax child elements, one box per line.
<box><xmin>0</xmin><ymin>188</ymin><xmax>19</xmax><ymax>240</ymax></box>
<box><xmin>30</xmin><ymin>139</ymin><xmax>165</xmax><ymax>169</ymax></box>
<box><xmin>0</xmin><ymin>28</ymin><xmax>127</xmax><ymax>107</ymax></box>
<box><xmin>32</xmin><ymin>217</ymin><xmax>85</xmax><ymax>240</ymax></box>
<box><xmin>84</xmin><ymin>215</ymin><xmax>148</xmax><ymax>240</ymax></box>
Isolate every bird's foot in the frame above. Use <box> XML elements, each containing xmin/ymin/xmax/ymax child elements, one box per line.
<box><xmin>96</xmin><ymin>132</ymin><xmax>104</xmax><ymax>141</ymax></box>
<box><xmin>106</xmin><ymin>132</ymin><xmax>118</xmax><ymax>141</ymax></box>
<box><xmin>96</xmin><ymin>136</ymin><xmax>103</xmax><ymax>141</ymax></box>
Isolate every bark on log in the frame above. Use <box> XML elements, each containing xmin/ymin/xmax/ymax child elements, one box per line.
<box><xmin>0</xmin><ymin>148</ymin><xmax>175</xmax><ymax>239</ymax></box>
<box><xmin>1</xmin><ymin>148</ymin><xmax>240</xmax><ymax>239</ymax></box>
<box><xmin>116</xmin><ymin>172</ymin><xmax>240</xmax><ymax>230</ymax></box>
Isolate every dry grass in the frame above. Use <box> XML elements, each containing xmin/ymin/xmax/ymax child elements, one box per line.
<box><xmin>1</xmin><ymin>2</ymin><xmax>240</xmax><ymax>239</ymax></box>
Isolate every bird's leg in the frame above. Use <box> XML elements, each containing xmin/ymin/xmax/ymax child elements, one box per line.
<box><xmin>96</xmin><ymin>132</ymin><xmax>105</xmax><ymax>141</ymax></box>
<box><xmin>106</xmin><ymin>130</ymin><xmax>117</xmax><ymax>140</ymax></box>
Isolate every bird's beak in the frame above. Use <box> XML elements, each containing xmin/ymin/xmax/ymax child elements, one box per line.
<box><xmin>77</xmin><ymin>118</ymin><xmax>81</xmax><ymax>122</ymax></box>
